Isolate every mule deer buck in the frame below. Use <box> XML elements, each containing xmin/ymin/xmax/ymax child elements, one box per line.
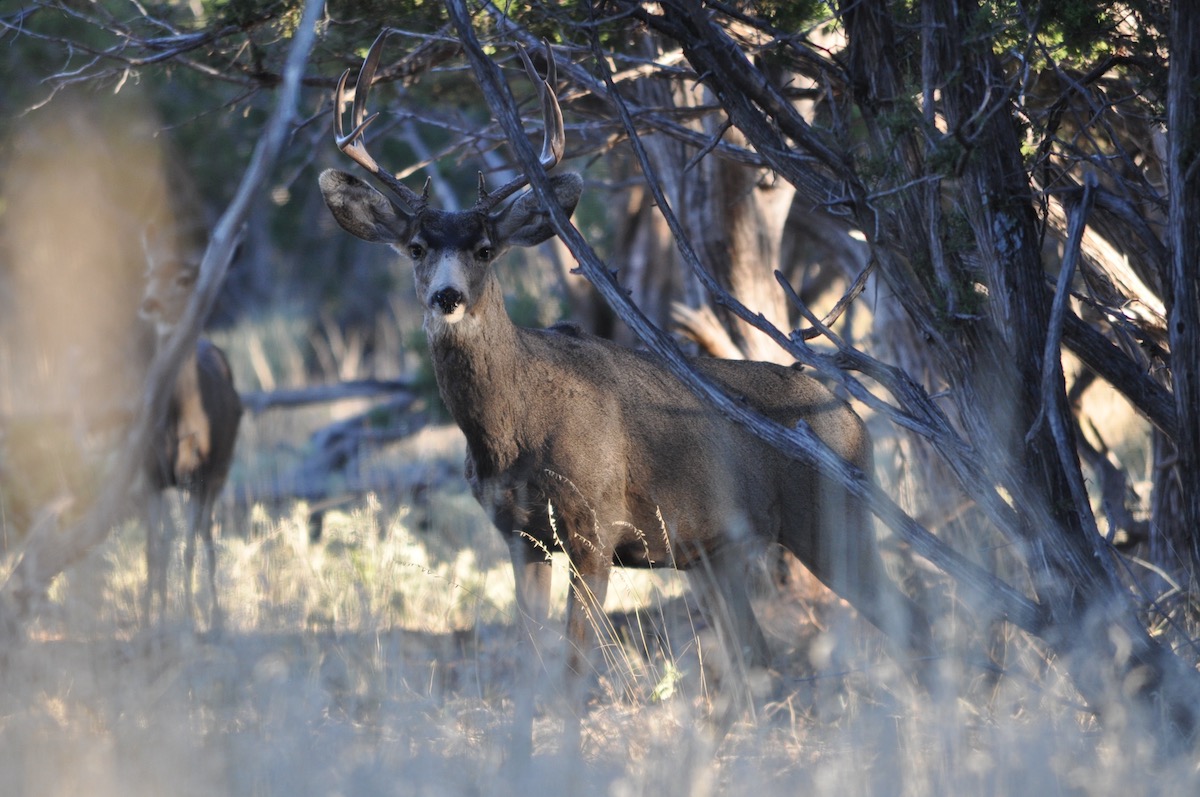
<box><xmin>319</xmin><ymin>33</ymin><xmax>931</xmax><ymax>751</ymax></box>
<box><xmin>139</xmin><ymin>226</ymin><xmax>242</xmax><ymax>629</ymax></box>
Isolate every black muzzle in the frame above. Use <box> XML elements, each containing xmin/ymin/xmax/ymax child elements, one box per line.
<box><xmin>431</xmin><ymin>287</ymin><xmax>464</xmax><ymax>315</ymax></box>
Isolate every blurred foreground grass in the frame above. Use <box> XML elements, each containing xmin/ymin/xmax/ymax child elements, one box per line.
<box><xmin>1</xmin><ymin>459</ymin><xmax>1196</xmax><ymax>797</ymax></box>
<box><xmin>0</xmin><ymin>312</ymin><xmax>1193</xmax><ymax>796</ymax></box>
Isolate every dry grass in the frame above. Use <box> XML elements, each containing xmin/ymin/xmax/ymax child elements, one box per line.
<box><xmin>2</xmin><ymin>454</ymin><xmax>1197</xmax><ymax>797</ymax></box>
<box><xmin>2</xmin><ymin>303</ymin><xmax>1195</xmax><ymax>795</ymax></box>
<box><xmin>0</xmin><ymin>291</ymin><xmax>1191</xmax><ymax>796</ymax></box>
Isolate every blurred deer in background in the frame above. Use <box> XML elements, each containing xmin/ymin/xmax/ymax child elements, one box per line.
<box><xmin>319</xmin><ymin>33</ymin><xmax>932</xmax><ymax>754</ymax></box>
<box><xmin>139</xmin><ymin>225</ymin><xmax>242</xmax><ymax>630</ymax></box>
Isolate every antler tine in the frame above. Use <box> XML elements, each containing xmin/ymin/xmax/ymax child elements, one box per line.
<box><xmin>521</xmin><ymin>41</ymin><xmax>566</xmax><ymax>170</ymax></box>
<box><xmin>476</xmin><ymin>41</ymin><xmax>566</xmax><ymax>212</ymax></box>
<box><xmin>333</xmin><ymin>69</ymin><xmax>378</xmax><ymax>163</ymax></box>
<box><xmin>332</xmin><ymin>30</ymin><xmax>428</xmax><ymax>213</ymax></box>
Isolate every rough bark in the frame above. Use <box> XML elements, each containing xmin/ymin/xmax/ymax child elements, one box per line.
<box><xmin>1167</xmin><ymin>1</ymin><xmax>1200</xmax><ymax>580</ymax></box>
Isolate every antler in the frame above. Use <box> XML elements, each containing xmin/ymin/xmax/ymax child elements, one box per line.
<box><xmin>473</xmin><ymin>41</ymin><xmax>566</xmax><ymax>213</ymax></box>
<box><xmin>333</xmin><ymin>32</ymin><xmax>565</xmax><ymax>215</ymax></box>
<box><xmin>332</xmin><ymin>30</ymin><xmax>429</xmax><ymax>213</ymax></box>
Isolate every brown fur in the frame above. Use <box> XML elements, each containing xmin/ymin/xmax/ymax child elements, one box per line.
<box><xmin>320</xmin><ymin>167</ymin><xmax>931</xmax><ymax>748</ymax></box>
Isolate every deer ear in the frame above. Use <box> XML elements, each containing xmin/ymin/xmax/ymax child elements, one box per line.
<box><xmin>492</xmin><ymin>172</ymin><xmax>583</xmax><ymax>247</ymax></box>
<box><xmin>319</xmin><ymin>169</ymin><xmax>416</xmax><ymax>244</ymax></box>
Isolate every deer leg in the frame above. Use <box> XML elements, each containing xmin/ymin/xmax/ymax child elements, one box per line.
<box><xmin>143</xmin><ymin>492</ymin><xmax>168</xmax><ymax>624</ymax></box>
<box><xmin>190</xmin><ymin>489</ymin><xmax>223</xmax><ymax>633</ymax></box>
<box><xmin>688</xmin><ymin>545</ymin><xmax>771</xmax><ymax>730</ymax></box>
<box><xmin>826</xmin><ymin>559</ymin><xmax>936</xmax><ymax>691</ymax></box>
<box><xmin>847</xmin><ymin>572</ymin><xmax>934</xmax><ymax>675</ymax></box>
<box><xmin>143</xmin><ymin>497</ymin><xmax>156</xmax><ymax>623</ymax></box>
<box><xmin>507</xmin><ymin>534</ymin><xmax>552</xmax><ymax>761</ymax></box>
<box><xmin>562</xmin><ymin>544</ymin><xmax>611</xmax><ymax>755</ymax></box>
<box><xmin>703</xmin><ymin>549</ymin><xmax>771</xmax><ymax>669</ymax></box>
<box><xmin>182</xmin><ymin>492</ymin><xmax>206</xmax><ymax>630</ymax></box>
<box><xmin>786</xmin><ymin>501</ymin><xmax>934</xmax><ymax>683</ymax></box>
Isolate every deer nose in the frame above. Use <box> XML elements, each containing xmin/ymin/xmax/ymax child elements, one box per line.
<box><xmin>140</xmin><ymin>297</ymin><xmax>161</xmax><ymax>316</ymax></box>
<box><xmin>431</xmin><ymin>287</ymin><xmax>464</xmax><ymax>315</ymax></box>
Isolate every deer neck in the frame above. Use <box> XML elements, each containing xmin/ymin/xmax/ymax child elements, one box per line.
<box><xmin>425</xmin><ymin>275</ymin><xmax>528</xmax><ymax>470</ymax></box>
<box><xmin>154</xmin><ymin>330</ymin><xmax>201</xmax><ymax>395</ymax></box>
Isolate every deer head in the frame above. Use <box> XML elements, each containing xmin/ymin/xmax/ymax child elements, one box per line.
<box><xmin>139</xmin><ymin>224</ymin><xmax>201</xmax><ymax>336</ymax></box>
<box><xmin>318</xmin><ymin>32</ymin><xmax>582</xmax><ymax>327</ymax></box>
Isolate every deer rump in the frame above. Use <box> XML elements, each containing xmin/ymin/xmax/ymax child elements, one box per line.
<box><xmin>145</xmin><ymin>339</ymin><xmax>241</xmax><ymax>492</ymax></box>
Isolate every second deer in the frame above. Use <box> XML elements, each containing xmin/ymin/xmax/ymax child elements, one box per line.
<box><xmin>319</xmin><ymin>33</ymin><xmax>932</xmax><ymax>752</ymax></box>
<box><xmin>139</xmin><ymin>226</ymin><xmax>242</xmax><ymax>630</ymax></box>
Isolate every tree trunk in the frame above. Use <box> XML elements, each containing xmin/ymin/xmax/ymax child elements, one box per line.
<box><xmin>623</xmin><ymin>34</ymin><xmax>795</xmax><ymax>364</ymax></box>
<box><xmin>1167</xmin><ymin>1</ymin><xmax>1200</xmax><ymax>581</ymax></box>
<box><xmin>602</xmin><ymin>152</ymin><xmax>685</xmax><ymax>346</ymax></box>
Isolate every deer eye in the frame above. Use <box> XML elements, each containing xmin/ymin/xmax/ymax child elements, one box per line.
<box><xmin>476</xmin><ymin>246</ymin><xmax>493</xmax><ymax>262</ymax></box>
<box><xmin>176</xmin><ymin>272</ymin><xmax>197</xmax><ymax>288</ymax></box>
<box><xmin>408</xmin><ymin>244</ymin><xmax>425</xmax><ymax>259</ymax></box>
